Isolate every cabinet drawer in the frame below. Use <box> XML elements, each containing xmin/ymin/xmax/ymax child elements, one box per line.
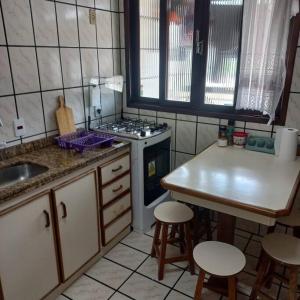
<box><xmin>101</xmin><ymin>174</ymin><xmax>130</xmax><ymax>206</ymax></box>
<box><xmin>100</xmin><ymin>154</ymin><xmax>130</xmax><ymax>185</ymax></box>
<box><xmin>103</xmin><ymin>210</ymin><xmax>132</xmax><ymax>245</ymax></box>
<box><xmin>103</xmin><ymin>193</ymin><xmax>131</xmax><ymax>226</ymax></box>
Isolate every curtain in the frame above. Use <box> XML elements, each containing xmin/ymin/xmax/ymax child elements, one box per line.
<box><xmin>236</xmin><ymin>0</ymin><xmax>299</xmax><ymax>123</ymax></box>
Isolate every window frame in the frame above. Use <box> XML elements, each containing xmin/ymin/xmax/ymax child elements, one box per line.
<box><xmin>124</xmin><ymin>0</ymin><xmax>300</xmax><ymax>125</ymax></box>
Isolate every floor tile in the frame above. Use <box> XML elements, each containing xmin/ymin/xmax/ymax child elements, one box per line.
<box><xmin>165</xmin><ymin>244</ymin><xmax>189</xmax><ymax>269</ymax></box>
<box><xmin>145</xmin><ymin>226</ymin><xmax>155</xmax><ymax>237</ymax></box>
<box><xmin>121</xmin><ymin>231</ymin><xmax>154</xmax><ymax>254</ymax></box>
<box><xmin>174</xmin><ymin>271</ymin><xmax>220</xmax><ymax>299</ymax></box>
<box><xmin>86</xmin><ymin>257</ymin><xmax>133</xmax><ymax>289</ymax></box>
<box><xmin>64</xmin><ymin>275</ymin><xmax>114</xmax><ymax>300</ymax></box>
<box><xmin>234</xmin><ymin>235</ymin><xmax>249</xmax><ymax>251</ymax></box>
<box><xmin>105</xmin><ymin>243</ymin><xmax>148</xmax><ymax>270</ymax></box>
<box><xmin>165</xmin><ymin>290</ymin><xmax>192</xmax><ymax>299</ymax></box>
<box><xmin>119</xmin><ymin>273</ymin><xmax>170</xmax><ymax>300</ymax></box>
<box><xmin>244</xmin><ymin>255</ymin><xmax>258</xmax><ymax>275</ymax></box>
<box><xmin>137</xmin><ymin>256</ymin><xmax>184</xmax><ymax>287</ymax></box>
<box><xmin>109</xmin><ymin>292</ymin><xmax>132</xmax><ymax>300</ymax></box>
<box><xmin>244</xmin><ymin>239</ymin><xmax>261</xmax><ymax>257</ymax></box>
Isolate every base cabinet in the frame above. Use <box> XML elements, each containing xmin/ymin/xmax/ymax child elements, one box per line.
<box><xmin>0</xmin><ymin>193</ymin><xmax>59</xmax><ymax>300</ymax></box>
<box><xmin>53</xmin><ymin>171</ymin><xmax>100</xmax><ymax>281</ymax></box>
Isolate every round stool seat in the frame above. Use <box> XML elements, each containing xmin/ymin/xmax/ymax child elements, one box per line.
<box><xmin>193</xmin><ymin>241</ymin><xmax>246</xmax><ymax>277</ymax></box>
<box><xmin>277</xmin><ymin>210</ymin><xmax>300</xmax><ymax>227</ymax></box>
<box><xmin>154</xmin><ymin>201</ymin><xmax>193</xmax><ymax>223</ymax></box>
<box><xmin>262</xmin><ymin>233</ymin><xmax>300</xmax><ymax>266</ymax></box>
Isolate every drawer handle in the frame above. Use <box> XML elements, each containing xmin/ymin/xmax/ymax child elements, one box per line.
<box><xmin>43</xmin><ymin>210</ymin><xmax>50</xmax><ymax>228</ymax></box>
<box><xmin>61</xmin><ymin>202</ymin><xmax>67</xmax><ymax>219</ymax></box>
<box><xmin>112</xmin><ymin>185</ymin><xmax>123</xmax><ymax>193</ymax></box>
<box><xmin>112</xmin><ymin>165</ymin><xmax>123</xmax><ymax>172</ymax></box>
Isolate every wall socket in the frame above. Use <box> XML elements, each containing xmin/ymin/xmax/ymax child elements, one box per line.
<box><xmin>14</xmin><ymin>117</ymin><xmax>26</xmax><ymax>137</ymax></box>
<box><xmin>89</xmin><ymin>9</ymin><xmax>96</xmax><ymax>25</ymax></box>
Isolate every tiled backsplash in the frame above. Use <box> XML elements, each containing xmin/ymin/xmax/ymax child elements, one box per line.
<box><xmin>0</xmin><ymin>0</ymin><xmax>123</xmax><ymax>146</ymax></box>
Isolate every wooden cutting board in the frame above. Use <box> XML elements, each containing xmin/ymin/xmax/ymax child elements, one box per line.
<box><xmin>56</xmin><ymin>95</ymin><xmax>76</xmax><ymax>135</ymax></box>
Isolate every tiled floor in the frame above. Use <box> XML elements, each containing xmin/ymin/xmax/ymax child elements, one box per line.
<box><xmin>58</xmin><ymin>224</ymin><xmax>299</xmax><ymax>300</ymax></box>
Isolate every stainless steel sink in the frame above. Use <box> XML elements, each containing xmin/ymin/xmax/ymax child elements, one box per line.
<box><xmin>0</xmin><ymin>162</ymin><xmax>49</xmax><ymax>188</ymax></box>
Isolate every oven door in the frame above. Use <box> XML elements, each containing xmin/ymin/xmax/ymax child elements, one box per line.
<box><xmin>143</xmin><ymin>137</ymin><xmax>171</xmax><ymax>207</ymax></box>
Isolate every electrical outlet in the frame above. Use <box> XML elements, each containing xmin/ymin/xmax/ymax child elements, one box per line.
<box><xmin>14</xmin><ymin>118</ymin><xmax>26</xmax><ymax>137</ymax></box>
<box><xmin>89</xmin><ymin>9</ymin><xmax>96</xmax><ymax>25</ymax></box>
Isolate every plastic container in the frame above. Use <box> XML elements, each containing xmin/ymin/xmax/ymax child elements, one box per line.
<box><xmin>233</xmin><ymin>131</ymin><xmax>248</xmax><ymax>148</ymax></box>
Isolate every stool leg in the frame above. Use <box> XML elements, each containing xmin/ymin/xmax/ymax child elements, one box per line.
<box><xmin>288</xmin><ymin>267</ymin><xmax>298</xmax><ymax>300</ymax></box>
<box><xmin>205</xmin><ymin>210</ymin><xmax>212</xmax><ymax>241</ymax></box>
<box><xmin>185</xmin><ymin>222</ymin><xmax>195</xmax><ymax>275</ymax></box>
<box><xmin>158</xmin><ymin>223</ymin><xmax>168</xmax><ymax>281</ymax></box>
<box><xmin>250</xmin><ymin>252</ymin><xmax>270</xmax><ymax>300</ymax></box>
<box><xmin>179</xmin><ymin>224</ymin><xmax>185</xmax><ymax>254</ymax></box>
<box><xmin>228</xmin><ymin>276</ymin><xmax>237</xmax><ymax>300</ymax></box>
<box><xmin>256</xmin><ymin>226</ymin><xmax>275</xmax><ymax>271</ymax></box>
<box><xmin>151</xmin><ymin>221</ymin><xmax>161</xmax><ymax>257</ymax></box>
<box><xmin>194</xmin><ymin>270</ymin><xmax>206</xmax><ymax>300</ymax></box>
<box><xmin>170</xmin><ymin>224</ymin><xmax>177</xmax><ymax>239</ymax></box>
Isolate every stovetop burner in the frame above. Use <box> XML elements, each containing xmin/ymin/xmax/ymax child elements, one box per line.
<box><xmin>94</xmin><ymin>118</ymin><xmax>169</xmax><ymax>139</ymax></box>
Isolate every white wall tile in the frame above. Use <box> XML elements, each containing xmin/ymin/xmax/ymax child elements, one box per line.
<box><xmin>37</xmin><ymin>48</ymin><xmax>63</xmax><ymax>90</ymax></box>
<box><xmin>0</xmin><ymin>10</ymin><xmax>5</xmax><ymax>44</ymax></box>
<box><xmin>95</xmin><ymin>0</ymin><xmax>110</xmax><ymax>10</ymax></box>
<box><xmin>81</xmin><ymin>48</ymin><xmax>98</xmax><ymax>80</ymax></box>
<box><xmin>119</xmin><ymin>13</ymin><xmax>125</xmax><ymax>48</ymax></box>
<box><xmin>31</xmin><ymin>0</ymin><xmax>58</xmax><ymax>46</ymax></box>
<box><xmin>113</xmin><ymin>49</ymin><xmax>121</xmax><ymax>74</ymax></box>
<box><xmin>196</xmin><ymin>123</ymin><xmax>218</xmax><ymax>154</ymax></box>
<box><xmin>286</xmin><ymin>93</ymin><xmax>300</xmax><ymax>130</ymax></box>
<box><xmin>139</xmin><ymin>109</ymin><xmax>156</xmax><ymax>117</ymax></box>
<box><xmin>175</xmin><ymin>152</ymin><xmax>194</xmax><ymax>168</ymax></box>
<box><xmin>0</xmin><ymin>47</ymin><xmax>13</xmax><ymax>96</ymax></box>
<box><xmin>157</xmin><ymin>117</ymin><xmax>175</xmax><ymax>150</ymax></box>
<box><xmin>291</xmin><ymin>48</ymin><xmax>300</xmax><ymax>92</ymax></box>
<box><xmin>98</xmin><ymin>49</ymin><xmax>113</xmax><ymax>78</ymax></box>
<box><xmin>176</xmin><ymin>120</ymin><xmax>196</xmax><ymax>154</ymax></box>
<box><xmin>111</xmin><ymin>0</ymin><xmax>119</xmax><ymax>12</ymax></box>
<box><xmin>77</xmin><ymin>0</ymin><xmax>94</xmax><ymax>7</ymax></box>
<box><xmin>61</xmin><ymin>48</ymin><xmax>82</xmax><ymax>88</ymax></box>
<box><xmin>177</xmin><ymin>114</ymin><xmax>197</xmax><ymax>122</ymax></box>
<box><xmin>96</xmin><ymin>10</ymin><xmax>112</xmax><ymax>48</ymax></box>
<box><xmin>78</xmin><ymin>7</ymin><xmax>97</xmax><ymax>47</ymax></box>
<box><xmin>112</xmin><ymin>12</ymin><xmax>120</xmax><ymax>48</ymax></box>
<box><xmin>16</xmin><ymin>93</ymin><xmax>45</xmax><ymax>137</ymax></box>
<box><xmin>64</xmin><ymin>88</ymin><xmax>85</xmax><ymax>124</ymax></box>
<box><xmin>101</xmin><ymin>87</ymin><xmax>115</xmax><ymax>116</ymax></box>
<box><xmin>9</xmin><ymin>47</ymin><xmax>39</xmax><ymax>94</ymax></box>
<box><xmin>245</xmin><ymin>122</ymin><xmax>272</xmax><ymax>132</ymax></box>
<box><xmin>0</xmin><ymin>96</ymin><xmax>17</xmax><ymax>142</ymax></box>
<box><xmin>56</xmin><ymin>3</ymin><xmax>78</xmax><ymax>47</ymax></box>
<box><xmin>2</xmin><ymin>0</ymin><xmax>34</xmax><ymax>45</ymax></box>
<box><xmin>115</xmin><ymin>92</ymin><xmax>122</xmax><ymax>114</ymax></box>
<box><xmin>119</xmin><ymin>0</ymin><xmax>124</xmax><ymax>12</ymax></box>
<box><xmin>157</xmin><ymin>111</ymin><xmax>176</xmax><ymax>119</ymax></box>
<box><xmin>42</xmin><ymin>90</ymin><xmax>63</xmax><ymax>132</ymax></box>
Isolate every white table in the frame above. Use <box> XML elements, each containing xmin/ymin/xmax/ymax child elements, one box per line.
<box><xmin>161</xmin><ymin>143</ymin><xmax>300</xmax><ymax>294</ymax></box>
<box><xmin>162</xmin><ymin>143</ymin><xmax>300</xmax><ymax>243</ymax></box>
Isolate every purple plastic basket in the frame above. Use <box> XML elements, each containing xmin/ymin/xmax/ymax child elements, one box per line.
<box><xmin>56</xmin><ymin>130</ymin><xmax>114</xmax><ymax>152</ymax></box>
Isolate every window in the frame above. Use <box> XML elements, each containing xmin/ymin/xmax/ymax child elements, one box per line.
<box><xmin>125</xmin><ymin>0</ymin><xmax>299</xmax><ymax>124</ymax></box>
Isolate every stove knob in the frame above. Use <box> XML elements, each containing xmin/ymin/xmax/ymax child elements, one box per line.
<box><xmin>140</xmin><ymin>130</ymin><xmax>146</xmax><ymax>137</ymax></box>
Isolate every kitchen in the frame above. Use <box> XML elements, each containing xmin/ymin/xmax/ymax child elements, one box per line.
<box><xmin>0</xmin><ymin>0</ymin><xmax>299</xmax><ymax>299</ymax></box>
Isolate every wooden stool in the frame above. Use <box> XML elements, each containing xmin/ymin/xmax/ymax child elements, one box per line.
<box><xmin>276</xmin><ymin>209</ymin><xmax>300</xmax><ymax>238</ymax></box>
<box><xmin>250</xmin><ymin>233</ymin><xmax>300</xmax><ymax>300</ymax></box>
<box><xmin>151</xmin><ymin>201</ymin><xmax>195</xmax><ymax>280</ymax></box>
<box><xmin>193</xmin><ymin>241</ymin><xmax>246</xmax><ymax>300</ymax></box>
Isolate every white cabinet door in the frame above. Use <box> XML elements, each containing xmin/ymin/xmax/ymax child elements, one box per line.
<box><xmin>0</xmin><ymin>193</ymin><xmax>59</xmax><ymax>300</ymax></box>
<box><xmin>54</xmin><ymin>171</ymin><xmax>100</xmax><ymax>280</ymax></box>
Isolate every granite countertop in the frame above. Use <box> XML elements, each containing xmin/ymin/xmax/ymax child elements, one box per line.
<box><xmin>0</xmin><ymin>141</ymin><xmax>130</xmax><ymax>205</ymax></box>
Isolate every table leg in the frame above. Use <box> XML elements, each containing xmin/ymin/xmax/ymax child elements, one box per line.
<box><xmin>217</xmin><ymin>212</ymin><xmax>236</xmax><ymax>244</ymax></box>
<box><xmin>204</xmin><ymin>212</ymin><xmax>237</xmax><ymax>296</ymax></box>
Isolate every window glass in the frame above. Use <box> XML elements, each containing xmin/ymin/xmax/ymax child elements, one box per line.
<box><xmin>204</xmin><ymin>0</ymin><xmax>243</xmax><ymax>106</ymax></box>
<box><xmin>166</xmin><ymin>0</ymin><xmax>195</xmax><ymax>102</ymax></box>
<box><xmin>139</xmin><ymin>0</ymin><xmax>160</xmax><ymax>98</ymax></box>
